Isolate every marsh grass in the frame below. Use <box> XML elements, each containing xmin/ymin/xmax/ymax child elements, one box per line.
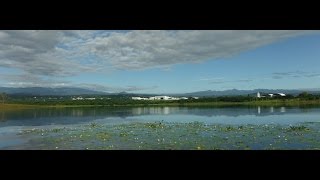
<box><xmin>19</xmin><ymin>122</ymin><xmax>320</xmax><ymax>150</ymax></box>
<box><xmin>145</xmin><ymin>121</ymin><xmax>166</xmax><ymax>129</ymax></box>
<box><xmin>0</xmin><ymin>104</ymin><xmax>41</xmax><ymax>111</ymax></box>
<box><xmin>2</xmin><ymin>99</ymin><xmax>320</xmax><ymax>109</ymax></box>
<box><xmin>51</xmin><ymin>128</ymin><xmax>64</xmax><ymax>133</ymax></box>
<box><xmin>96</xmin><ymin>132</ymin><xmax>111</xmax><ymax>140</ymax></box>
<box><xmin>287</xmin><ymin>125</ymin><xmax>310</xmax><ymax>132</ymax></box>
<box><xmin>89</xmin><ymin>122</ymin><xmax>101</xmax><ymax>128</ymax></box>
<box><xmin>224</xmin><ymin>126</ymin><xmax>236</xmax><ymax>131</ymax></box>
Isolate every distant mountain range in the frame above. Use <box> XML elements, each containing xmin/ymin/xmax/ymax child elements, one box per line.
<box><xmin>0</xmin><ymin>87</ymin><xmax>319</xmax><ymax>97</ymax></box>
<box><xmin>174</xmin><ymin>89</ymin><xmax>320</xmax><ymax>97</ymax></box>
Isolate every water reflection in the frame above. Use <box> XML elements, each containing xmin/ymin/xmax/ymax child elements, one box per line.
<box><xmin>270</xmin><ymin>106</ymin><xmax>274</xmax><ymax>113</ymax></box>
<box><xmin>257</xmin><ymin>106</ymin><xmax>286</xmax><ymax>114</ymax></box>
<box><xmin>71</xmin><ymin>109</ymin><xmax>84</xmax><ymax>117</ymax></box>
<box><xmin>0</xmin><ymin>106</ymin><xmax>319</xmax><ymax>126</ymax></box>
<box><xmin>132</xmin><ymin>107</ymin><xmax>179</xmax><ymax>115</ymax></box>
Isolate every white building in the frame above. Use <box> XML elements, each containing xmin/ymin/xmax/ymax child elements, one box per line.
<box><xmin>257</xmin><ymin>92</ymin><xmax>265</xmax><ymax>98</ymax></box>
<box><xmin>268</xmin><ymin>93</ymin><xmax>286</xmax><ymax>97</ymax></box>
<box><xmin>72</xmin><ymin>97</ymin><xmax>84</xmax><ymax>100</ymax></box>
<box><xmin>277</xmin><ymin>93</ymin><xmax>286</xmax><ymax>97</ymax></box>
<box><xmin>85</xmin><ymin>98</ymin><xmax>96</xmax><ymax>100</ymax></box>
<box><xmin>268</xmin><ymin>94</ymin><xmax>275</xmax><ymax>98</ymax></box>
<box><xmin>153</xmin><ymin>96</ymin><xmax>173</xmax><ymax>100</ymax></box>
<box><xmin>132</xmin><ymin>97</ymin><xmax>149</xmax><ymax>100</ymax></box>
<box><xmin>257</xmin><ymin>92</ymin><xmax>286</xmax><ymax>98</ymax></box>
<box><xmin>132</xmin><ymin>96</ymin><xmax>185</xmax><ymax>101</ymax></box>
<box><xmin>180</xmin><ymin>97</ymin><xmax>188</xmax><ymax>100</ymax></box>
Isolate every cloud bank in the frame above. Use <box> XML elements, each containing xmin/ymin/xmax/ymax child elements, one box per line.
<box><xmin>272</xmin><ymin>71</ymin><xmax>320</xmax><ymax>79</ymax></box>
<box><xmin>0</xmin><ymin>30</ymin><xmax>314</xmax><ymax>91</ymax></box>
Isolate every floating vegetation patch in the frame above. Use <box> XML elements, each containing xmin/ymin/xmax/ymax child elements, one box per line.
<box><xmin>145</xmin><ymin>121</ymin><xmax>166</xmax><ymax>129</ymax></box>
<box><xmin>89</xmin><ymin>122</ymin><xmax>101</xmax><ymax>128</ymax></box>
<box><xmin>188</xmin><ymin>121</ymin><xmax>205</xmax><ymax>127</ymax></box>
<box><xmin>119</xmin><ymin>132</ymin><xmax>129</xmax><ymax>137</ymax></box>
<box><xmin>51</xmin><ymin>128</ymin><xmax>64</xmax><ymax>133</ymax></box>
<box><xmin>17</xmin><ymin>122</ymin><xmax>320</xmax><ymax>150</ymax></box>
<box><xmin>224</xmin><ymin>126</ymin><xmax>236</xmax><ymax>132</ymax></box>
<box><xmin>287</xmin><ymin>125</ymin><xmax>310</xmax><ymax>132</ymax></box>
<box><xmin>96</xmin><ymin>132</ymin><xmax>111</xmax><ymax>141</ymax></box>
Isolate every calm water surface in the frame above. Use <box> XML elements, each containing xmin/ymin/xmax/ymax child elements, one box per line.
<box><xmin>1</xmin><ymin>106</ymin><xmax>320</xmax><ymax>126</ymax></box>
<box><xmin>1</xmin><ymin>106</ymin><xmax>320</xmax><ymax>149</ymax></box>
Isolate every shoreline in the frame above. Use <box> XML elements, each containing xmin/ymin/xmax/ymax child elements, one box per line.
<box><xmin>1</xmin><ymin>99</ymin><xmax>320</xmax><ymax>109</ymax></box>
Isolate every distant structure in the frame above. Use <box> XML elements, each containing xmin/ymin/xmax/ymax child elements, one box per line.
<box><xmin>257</xmin><ymin>92</ymin><xmax>263</xmax><ymax>98</ymax></box>
<box><xmin>277</xmin><ymin>93</ymin><xmax>286</xmax><ymax>97</ymax></box>
<box><xmin>72</xmin><ymin>97</ymin><xmax>98</xmax><ymax>101</ymax></box>
<box><xmin>132</xmin><ymin>97</ymin><xmax>149</xmax><ymax>100</ymax></box>
<box><xmin>132</xmin><ymin>96</ymin><xmax>198</xmax><ymax>100</ymax></box>
<box><xmin>257</xmin><ymin>92</ymin><xmax>286</xmax><ymax>98</ymax></box>
<box><xmin>72</xmin><ymin>97</ymin><xmax>84</xmax><ymax>100</ymax></box>
<box><xmin>85</xmin><ymin>98</ymin><xmax>96</xmax><ymax>100</ymax></box>
<box><xmin>154</xmin><ymin>96</ymin><xmax>178</xmax><ymax>100</ymax></box>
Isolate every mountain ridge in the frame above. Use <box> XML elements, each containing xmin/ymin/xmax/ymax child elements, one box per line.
<box><xmin>173</xmin><ymin>89</ymin><xmax>320</xmax><ymax>97</ymax></box>
<box><xmin>0</xmin><ymin>87</ymin><xmax>319</xmax><ymax>96</ymax></box>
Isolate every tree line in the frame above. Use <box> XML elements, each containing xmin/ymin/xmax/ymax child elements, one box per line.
<box><xmin>0</xmin><ymin>93</ymin><xmax>8</xmax><ymax>104</ymax></box>
<box><xmin>1</xmin><ymin>91</ymin><xmax>320</xmax><ymax>105</ymax></box>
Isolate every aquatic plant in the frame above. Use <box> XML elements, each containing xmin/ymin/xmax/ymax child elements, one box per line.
<box><xmin>188</xmin><ymin>121</ymin><xmax>205</xmax><ymax>128</ymax></box>
<box><xmin>222</xmin><ymin>126</ymin><xmax>236</xmax><ymax>132</ymax></box>
<box><xmin>287</xmin><ymin>125</ymin><xmax>310</xmax><ymax>132</ymax></box>
<box><xmin>90</xmin><ymin>122</ymin><xmax>100</xmax><ymax>128</ymax></box>
<box><xmin>120</xmin><ymin>132</ymin><xmax>129</xmax><ymax>137</ymax></box>
<box><xmin>15</xmin><ymin>121</ymin><xmax>320</xmax><ymax>150</ymax></box>
<box><xmin>51</xmin><ymin>128</ymin><xmax>63</xmax><ymax>133</ymax></box>
<box><xmin>96</xmin><ymin>132</ymin><xmax>111</xmax><ymax>140</ymax></box>
<box><xmin>145</xmin><ymin>121</ymin><xmax>166</xmax><ymax>129</ymax></box>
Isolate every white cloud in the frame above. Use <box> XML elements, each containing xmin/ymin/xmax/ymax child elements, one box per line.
<box><xmin>195</xmin><ymin>77</ymin><xmax>225</xmax><ymax>81</ymax></box>
<box><xmin>74</xmin><ymin>83</ymin><xmax>158</xmax><ymax>93</ymax></box>
<box><xmin>82</xmin><ymin>30</ymin><xmax>311</xmax><ymax>70</ymax></box>
<box><xmin>272</xmin><ymin>71</ymin><xmax>320</xmax><ymax>79</ymax></box>
<box><xmin>0</xmin><ymin>73</ymin><xmax>158</xmax><ymax>92</ymax></box>
<box><xmin>1</xmin><ymin>73</ymin><xmax>70</xmax><ymax>87</ymax></box>
<box><xmin>0</xmin><ymin>30</ymin><xmax>316</xmax><ymax>89</ymax></box>
<box><xmin>209</xmin><ymin>78</ymin><xmax>253</xmax><ymax>84</ymax></box>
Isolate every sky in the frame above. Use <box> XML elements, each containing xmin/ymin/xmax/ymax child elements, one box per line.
<box><xmin>0</xmin><ymin>30</ymin><xmax>319</xmax><ymax>94</ymax></box>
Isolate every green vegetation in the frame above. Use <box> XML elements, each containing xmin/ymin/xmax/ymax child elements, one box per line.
<box><xmin>287</xmin><ymin>125</ymin><xmax>310</xmax><ymax>132</ymax></box>
<box><xmin>2</xmin><ymin>99</ymin><xmax>320</xmax><ymax>109</ymax></box>
<box><xmin>18</xmin><ymin>121</ymin><xmax>320</xmax><ymax>150</ymax></box>
<box><xmin>1</xmin><ymin>92</ymin><xmax>320</xmax><ymax>108</ymax></box>
<box><xmin>0</xmin><ymin>103</ymin><xmax>44</xmax><ymax>111</ymax></box>
<box><xmin>297</xmin><ymin>91</ymin><xmax>320</xmax><ymax>100</ymax></box>
<box><xmin>0</xmin><ymin>93</ymin><xmax>8</xmax><ymax>104</ymax></box>
<box><xmin>89</xmin><ymin>122</ymin><xmax>102</xmax><ymax>128</ymax></box>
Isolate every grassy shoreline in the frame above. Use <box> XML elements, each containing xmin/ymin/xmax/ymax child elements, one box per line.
<box><xmin>1</xmin><ymin>99</ymin><xmax>320</xmax><ymax>109</ymax></box>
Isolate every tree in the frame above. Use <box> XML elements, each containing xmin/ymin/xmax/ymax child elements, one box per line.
<box><xmin>0</xmin><ymin>93</ymin><xmax>8</xmax><ymax>104</ymax></box>
<box><xmin>285</xmin><ymin>94</ymin><xmax>294</xmax><ymax>99</ymax></box>
<box><xmin>298</xmin><ymin>92</ymin><xmax>309</xmax><ymax>97</ymax></box>
<box><xmin>298</xmin><ymin>92</ymin><xmax>315</xmax><ymax>100</ymax></box>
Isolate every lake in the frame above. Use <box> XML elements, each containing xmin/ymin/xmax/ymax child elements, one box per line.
<box><xmin>1</xmin><ymin>106</ymin><xmax>320</xmax><ymax>149</ymax></box>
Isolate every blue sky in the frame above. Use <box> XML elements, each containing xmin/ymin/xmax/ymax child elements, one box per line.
<box><xmin>0</xmin><ymin>30</ymin><xmax>319</xmax><ymax>93</ymax></box>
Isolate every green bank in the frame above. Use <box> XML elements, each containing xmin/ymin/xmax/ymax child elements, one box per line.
<box><xmin>2</xmin><ymin>99</ymin><xmax>320</xmax><ymax>109</ymax></box>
